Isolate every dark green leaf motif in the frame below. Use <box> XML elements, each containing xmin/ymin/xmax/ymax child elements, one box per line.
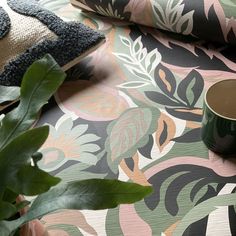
<box><xmin>173</xmin><ymin>192</ymin><xmax>236</xmax><ymax>236</ymax></box>
<box><xmin>177</xmin><ymin>70</ymin><xmax>204</xmax><ymax>108</ymax></box>
<box><xmin>145</xmin><ymin>91</ymin><xmax>181</xmax><ymax>107</ymax></box>
<box><xmin>144</xmin><ymin>163</ymin><xmax>236</xmax><ymax>221</ymax></box>
<box><xmin>166</xmin><ymin>107</ymin><xmax>202</xmax><ymax>122</ymax></box>
<box><xmin>172</xmin><ymin>128</ymin><xmax>201</xmax><ymax>143</ymax></box>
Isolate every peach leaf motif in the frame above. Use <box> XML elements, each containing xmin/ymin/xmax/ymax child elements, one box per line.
<box><xmin>120</xmin><ymin>152</ymin><xmax>150</xmax><ymax>186</ymax></box>
<box><xmin>154</xmin><ymin>64</ymin><xmax>177</xmax><ymax>96</ymax></box>
<box><xmin>156</xmin><ymin>112</ymin><xmax>176</xmax><ymax>152</ymax></box>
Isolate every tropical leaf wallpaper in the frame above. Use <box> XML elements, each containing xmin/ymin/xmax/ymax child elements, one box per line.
<box><xmin>71</xmin><ymin>0</ymin><xmax>236</xmax><ymax>45</ymax></box>
<box><xmin>36</xmin><ymin>0</ymin><xmax>236</xmax><ymax>235</ymax></box>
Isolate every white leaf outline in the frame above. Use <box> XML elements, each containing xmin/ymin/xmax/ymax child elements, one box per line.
<box><xmin>138</xmin><ymin>48</ymin><xmax>147</xmax><ymax>62</ymax></box>
<box><xmin>151</xmin><ymin>0</ymin><xmax>194</xmax><ymax>35</ymax></box>
<box><xmin>125</xmin><ymin>65</ymin><xmax>151</xmax><ymax>82</ymax></box>
<box><xmin>145</xmin><ymin>48</ymin><xmax>162</xmax><ymax>74</ymax></box>
<box><xmin>113</xmin><ymin>53</ymin><xmax>135</xmax><ymax>64</ymax></box>
<box><xmin>120</xmin><ymin>36</ymin><xmax>131</xmax><ymax>47</ymax></box>
<box><xmin>176</xmin><ymin>10</ymin><xmax>194</xmax><ymax>35</ymax></box>
<box><xmin>131</xmin><ymin>36</ymin><xmax>143</xmax><ymax>56</ymax></box>
<box><xmin>95</xmin><ymin>3</ymin><xmax>124</xmax><ymax>19</ymax></box>
<box><xmin>114</xmin><ymin>36</ymin><xmax>162</xmax><ymax>87</ymax></box>
<box><xmin>117</xmin><ymin>81</ymin><xmax>150</xmax><ymax>89</ymax></box>
<box><xmin>152</xmin><ymin>2</ymin><xmax>168</xmax><ymax>30</ymax></box>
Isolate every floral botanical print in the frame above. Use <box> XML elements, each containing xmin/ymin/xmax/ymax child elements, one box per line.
<box><xmin>39</xmin><ymin>117</ymin><xmax>101</xmax><ymax>171</ymax></box>
<box><xmin>35</xmin><ymin>0</ymin><xmax>236</xmax><ymax>235</ymax></box>
<box><xmin>151</xmin><ymin>0</ymin><xmax>194</xmax><ymax>35</ymax></box>
<box><xmin>71</xmin><ymin>0</ymin><xmax>236</xmax><ymax>45</ymax></box>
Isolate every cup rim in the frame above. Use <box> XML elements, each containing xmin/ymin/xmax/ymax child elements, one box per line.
<box><xmin>204</xmin><ymin>79</ymin><xmax>236</xmax><ymax>121</ymax></box>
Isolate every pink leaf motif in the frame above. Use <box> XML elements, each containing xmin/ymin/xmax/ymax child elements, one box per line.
<box><xmin>204</xmin><ymin>0</ymin><xmax>236</xmax><ymax>42</ymax></box>
<box><xmin>46</xmin><ymin>230</ymin><xmax>68</xmax><ymax>236</ymax></box>
<box><xmin>119</xmin><ymin>204</ymin><xmax>152</xmax><ymax>236</ymax></box>
<box><xmin>56</xmin><ymin>80</ymin><xmax>128</xmax><ymax>121</ymax></box>
<box><xmin>145</xmin><ymin>156</ymin><xmax>236</xmax><ymax>179</ymax></box>
<box><xmin>42</xmin><ymin>210</ymin><xmax>98</xmax><ymax>235</ymax></box>
<box><xmin>124</xmin><ymin>0</ymin><xmax>153</xmax><ymax>27</ymax></box>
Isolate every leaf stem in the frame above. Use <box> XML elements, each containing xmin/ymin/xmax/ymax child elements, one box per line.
<box><xmin>129</xmin><ymin>43</ymin><xmax>157</xmax><ymax>87</ymax></box>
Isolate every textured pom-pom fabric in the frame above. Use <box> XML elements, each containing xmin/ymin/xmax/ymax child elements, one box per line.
<box><xmin>0</xmin><ymin>0</ymin><xmax>105</xmax><ymax>86</ymax></box>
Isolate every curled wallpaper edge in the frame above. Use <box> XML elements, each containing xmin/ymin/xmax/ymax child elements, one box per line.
<box><xmin>70</xmin><ymin>0</ymin><xmax>236</xmax><ymax>45</ymax></box>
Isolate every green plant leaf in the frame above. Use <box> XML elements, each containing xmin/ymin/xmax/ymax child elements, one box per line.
<box><xmin>0</xmin><ymin>86</ymin><xmax>20</xmax><ymax>104</ymax></box>
<box><xmin>2</xmin><ymin>189</ymin><xmax>18</xmax><ymax>204</ymax></box>
<box><xmin>0</xmin><ymin>54</ymin><xmax>66</xmax><ymax>149</ymax></box>
<box><xmin>173</xmin><ymin>192</ymin><xmax>236</xmax><ymax>236</ymax></box>
<box><xmin>0</xmin><ymin>126</ymin><xmax>60</xmax><ymax>196</ymax></box>
<box><xmin>10</xmin><ymin>165</ymin><xmax>60</xmax><ymax>196</ymax></box>
<box><xmin>0</xmin><ymin>199</ymin><xmax>30</xmax><ymax>222</ymax></box>
<box><xmin>0</xmin><ymin>201</ymin><xmax>17</xmax><ymax>221</ymax></box>
<box><xmin>0</xmin><ymin>179</ymin><xmax>153</xmax><ymax>234</ymax></box>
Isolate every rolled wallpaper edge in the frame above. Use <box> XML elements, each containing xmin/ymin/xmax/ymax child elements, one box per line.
<box><xmin>70</xmin><ymin>0</ymin><xmax>236</xmax><ymax>45</ymax></box>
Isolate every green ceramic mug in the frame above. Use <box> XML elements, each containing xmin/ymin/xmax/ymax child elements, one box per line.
<box><xmin>201</xmin><ymin>79</ymin><xmax>236</xmax><ymax>154</ymax></box>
